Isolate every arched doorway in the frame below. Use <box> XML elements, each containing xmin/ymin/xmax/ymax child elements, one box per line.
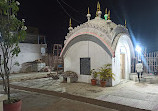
<box><xmin>112</xmin><ymin>34</ymin><xmax>135</xmax><ymax>86</ymax></box>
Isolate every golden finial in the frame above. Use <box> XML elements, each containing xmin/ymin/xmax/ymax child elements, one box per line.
<box><xmin>88</xmin><ymin>7</ymin><xmax>90</xmax><ymax>14</ymax></box>
<box><xmin>105</xmin><ymin>8</ymin><xmax>107</xmax><ymax>14</ymax></box>
<box><xmin>125</xmin><ymin>19</ymin><xmax>127</xmax><ymax>28</ymax></box>
<box><xmin>96</xmin><ymin>1</ymin><xmax>100</xmax><ymax>16</ymax></box>
<box><xmin>69</xmin><ymin>18</ymin><xmax>72</xmax><ymax>27</ymax></box>
<box><xmin>108</xmin><ymin>10</ymin><xmax>110</xmax><ymax>20</ymax></box>
<box><xmin>97</xmin><ymin>1</ymin><xmax>100</xmax><ymax>11</ymax></box>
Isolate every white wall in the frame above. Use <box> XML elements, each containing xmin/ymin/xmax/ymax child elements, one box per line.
<box><xmin>112</xmin><ymin>34</ymin><xmax>134</xmax><ymax>86</ymax></box>
<box><xmin>63</xmin><ymin>34</ymin><xmax>134</xmax><ymax>86</ymax></box>
<box><xmin>0</xmin><ymin>43</ymin><xmax>42</xmax><ymax>73</ymax></box>
<box><xmin>64</xmin><ymin>41</ymin><xmax>112</xmax><ymax>83</ymax></box>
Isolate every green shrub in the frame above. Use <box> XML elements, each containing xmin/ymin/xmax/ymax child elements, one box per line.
<box><xmin>97</xmin><ymin>64</ymin><xmax>115</xmax><ymax>81</ymax></box>
<box><xmin>90</xmin><ymin>69</ymin><xmax>98</xmax><ymax>79</ymax></box>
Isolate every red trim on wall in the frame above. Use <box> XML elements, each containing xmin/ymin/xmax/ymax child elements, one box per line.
<box><xmin>60</xmin><ymin>32</ymin><xmax>115</xmax><ymax>57</ymax></box>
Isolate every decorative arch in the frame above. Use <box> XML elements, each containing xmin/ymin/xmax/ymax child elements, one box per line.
<box><xmin>60</xmin><ymin>32</ymin><xmax>115</xmax><ymax>57</ymax></box>
<box><xmin>112</xmin><ymin>33</ymin><xmax>135</xmax><ymax>58</ymax></box>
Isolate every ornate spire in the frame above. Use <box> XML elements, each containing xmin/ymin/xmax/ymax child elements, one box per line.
<box><xmin>68</xmin><ymin>18</ymin><xmax>73</xmax><ymax>32</ymax></box>
<box><xmin>96</xmin><ymin>1</ymin><xmax>101</xmax><ymax>17</ymax></box>
<box><xmin>108</xmin><ymin>10</ymin><xmax>110</xmax><ymax>20</ymax></box>
<box><xmin>87</xmin><ymin>7</ymin><xmax>91</xmax><ymax>21</ymax></box>
<box><xmin>97</xmin><ymin>1</ymin><xmax>100</xmax><ymax>11</ymax></box>
<box><xmin>69</xmin><ymin>18</ymin><xmax>72</xmax><ymax>27</ymax></box>
<box><xmin>104</xmin><ymin>8</ymin><xmax>108</xmax><ymax>20</ymax></box>
<box><xmin>125</xmin><ymin>19</ymin><xmax>127</xmax><ymax>28</ymax></box>
<box><xmin>105</xmin><ymin>8</ymin><xmax>107</xmax><ymax>14</ymax></box>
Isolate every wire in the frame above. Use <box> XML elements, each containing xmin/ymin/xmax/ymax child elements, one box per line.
<box><xmin>60</xmin><ymin>0</ymin><xmax>80</xmax><ymax>13</ymax></box>
<box><xmin>60</xmin><ymin>0</ymin><xmax>87</xmax><ymax>16</ymax></box>
<box><xmin>57</xmin><ymin>0</ymin><xmax>82</xmax><ymax>24</ymax></box>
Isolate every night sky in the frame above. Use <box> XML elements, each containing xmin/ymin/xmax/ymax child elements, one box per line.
<box><xmin>17</xmin><ymin>0</ymin><xmax>158</xmax><ymax>52</ymax></box>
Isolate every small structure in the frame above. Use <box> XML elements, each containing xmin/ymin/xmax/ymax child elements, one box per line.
<box><xmin>0</xmin><ymin>27</ymin><xmax>47</xmax><ymax>73</ymax></box>
<box><xmin>60</xmin><ymin>2</ymin><xmax>135</xmax><ymax>86</ymax></box>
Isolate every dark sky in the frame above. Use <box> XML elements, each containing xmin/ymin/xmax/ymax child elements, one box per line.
<box><xmin>17</xmin><ymin>0</ymin><xmax>158</xmax><ymax>52</ymax></box>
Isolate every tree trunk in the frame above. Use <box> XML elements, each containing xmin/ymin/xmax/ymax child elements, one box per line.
<box><xmin>3</xmin><ymin>52</ymin><xmax>11</xmax><ymax>101</ymax></box>
<box><xmin>3</xmin><ymin>79</ymin><xmax>7</xmax><ymax>93</ymax></box>
<box><xmin>0</xmin><ymin>73</ymin><xmax>7</xmax><ymax>93</ymax></box>
<box><xmin>7</xmin><ymin>73</ymin><xmax>10</xmax><ymax>101</ymax></box>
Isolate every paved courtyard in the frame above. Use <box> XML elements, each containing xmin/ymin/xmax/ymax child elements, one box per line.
<box><xmin>9</xmin><ymin>76</ymin><xmax>158</xmax><ymax>111</ymax></box>
<box><xmin>0</xmin><ymin>86</ymin><xmax>117</xmax><ymax>111</ymax></box>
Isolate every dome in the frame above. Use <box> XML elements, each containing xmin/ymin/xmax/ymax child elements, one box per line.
<box><xmin>63</xmin><ymin>16</ymin><xmax>129</xmax><ymax>56</ymax></box>
<box><xmin>88</xmin><ymin>17</ymin><xmax>117</xmax><ymax>31</ymax></box>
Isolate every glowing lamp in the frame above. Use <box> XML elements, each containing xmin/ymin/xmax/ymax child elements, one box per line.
<box><xmin>135</xmin><ymin>45</ymin><xmax>142</xmax><ymax>53</ymax></box>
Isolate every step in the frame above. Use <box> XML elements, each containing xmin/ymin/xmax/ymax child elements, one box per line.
<box><xmin>130</xmin><ymin>73</ymin><xmax>158</xmax><ymax>83</ymax></box>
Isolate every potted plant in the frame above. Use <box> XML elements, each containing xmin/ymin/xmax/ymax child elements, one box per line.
<box><xmin>97</xmin><ymin>64</ymin><xmax>115</xmax><ymax>87</ymax></box>
<box><xmin>0</xmin><ymin>0</ymin><xmax>26</xmax><ymax>111</ymax></box>
<box><xmin>90</xmin><ymin>69</ymin><xmax>98</xmax><ymax>85</ymax></box>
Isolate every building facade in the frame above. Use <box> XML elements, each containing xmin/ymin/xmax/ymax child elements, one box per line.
<box><xmin>0</xmin><ymin>28</ymin><xmax>47</xmax><ymax>73</ymax></box>
<box><xmin>61</xmin><ymin>3</ymin><xmax>135</xmax><ymax>86</ymax></box>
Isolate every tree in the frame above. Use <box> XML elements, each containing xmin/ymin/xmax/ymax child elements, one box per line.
<box><xmin>0</xmin><ymin>0</ymin><xmax>26</xmax><ymax>103</ymax></box>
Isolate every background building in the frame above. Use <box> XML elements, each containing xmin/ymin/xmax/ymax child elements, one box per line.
<box><xmin>0</xmin><ymin>27</ymin><xmax>47</xmax><ymax>73</ymax></box>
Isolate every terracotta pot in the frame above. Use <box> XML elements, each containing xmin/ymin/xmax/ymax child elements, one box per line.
<box><xmin>3</xmin><ymin>100</ymin><xmax>22</xmax><ymax>111</ymax></box>
<box><xmin>100</xmin><ymin>80</ymin><xmax>106</xmax><ymax>87</ymax></box>
<box><xmin>91</xmin><ymin>79</ymin><xmax>97</xmax><ymax>85</ymax></box>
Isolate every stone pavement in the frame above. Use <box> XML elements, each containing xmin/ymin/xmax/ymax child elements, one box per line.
<box><xmin>130</xmin><ymin>73</ymin><xmax>158</xmax><ymax>84</ymax></box>
<box><xmin>9</xmin><ymin>84</ymin><xmax>147</xmax><ymax>111</ymax></box>
<box><xmin>10</xmin><ymin>77</ymin><xmax>158</xmax><ymax>110</ymax></box>
<box><xmin>0</xmin><ymin>72</ymin><xmax>52</xmax><ymax>83</ymax></box>
<box><xmin>96</xmin><ymin>81</ymin><xmax>158</xmax><ymax>111</ymax></box>
<box><xmin>0</xmin><ymin>85</ymin><xmax>117</xmax><ymax>111</ymax></box>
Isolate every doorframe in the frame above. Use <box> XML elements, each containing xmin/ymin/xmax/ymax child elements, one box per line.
<box><xmin>120</xmin><ymin>54</ymin><xmax>125</xmax><ymax>79</ymax></box>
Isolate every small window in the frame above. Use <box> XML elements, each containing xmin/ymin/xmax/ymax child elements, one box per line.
<box><xmin>80</xmin><ymin>58</ymin><xmax>90</xmax><ymax>75</ymax></box>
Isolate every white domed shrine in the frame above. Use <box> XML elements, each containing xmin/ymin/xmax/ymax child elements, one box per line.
<box><xmin>60</xmin><ymin>2</ymin><xmax>135</xmax><ymax>86</ymax></box>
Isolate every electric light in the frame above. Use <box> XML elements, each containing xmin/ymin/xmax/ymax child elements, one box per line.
<box><xmin>135</xmin><ymin>45</ymin><xmax>142</xmax><ymax>53</ymax></box>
